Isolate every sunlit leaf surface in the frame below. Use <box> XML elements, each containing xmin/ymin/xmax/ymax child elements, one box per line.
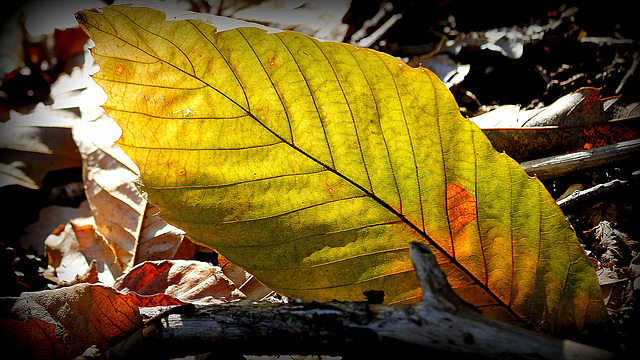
<box><xmin>77</xmin><ymin>5</ymin><xmax>606</xmax><ymax>332</ymax></box>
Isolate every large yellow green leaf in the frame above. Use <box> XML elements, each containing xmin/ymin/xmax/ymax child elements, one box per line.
<box><xmin>76</xmin><ymin>5</ymin><xmax>607</xmax><ymax>333</ymax></box>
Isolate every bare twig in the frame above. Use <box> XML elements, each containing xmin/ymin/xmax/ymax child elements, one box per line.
<box><xmin>520</xmin><ymin>138</ymin><xmax>640</xmax><ymax>179</ymax></box>
<box><xmin>349</xmin><ymin>2</ymin><xmax>393</xmax><ymax>44</ymax></box>
<box><xmin>92</xmin><ymin>243</ymin><xmax>614</xmax><ymax>360</ymax></box>
<box><xmin>557</xmin><ymin>179</ymin><xmax>629</xmax><ymax>209</ymax></box>
<box><xmin>354</xmin><ymin>13</ymin><xmax>403</xmax><ymax>48</ymax></box>
<box><xmin>616</xmin><ymin>51</ymin><xmax>639</xmax><ymax>94</ymax></box>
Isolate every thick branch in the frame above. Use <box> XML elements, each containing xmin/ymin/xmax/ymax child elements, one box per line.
<box><xmin>99</xmin><ymin>243</ymin><xmax>614</xmax><ymax>360</ymax></box>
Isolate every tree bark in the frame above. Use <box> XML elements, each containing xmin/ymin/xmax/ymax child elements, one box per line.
<box><xmin>92</xmin><ymin>243</ymin><xmax>615</xmax><ymax>360</ymax></box>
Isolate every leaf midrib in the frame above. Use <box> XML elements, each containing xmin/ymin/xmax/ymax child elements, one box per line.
<box><xmin>91</xmin><ymin>7</ymin><xmax>522</xmax><ymax>321</ymax></box>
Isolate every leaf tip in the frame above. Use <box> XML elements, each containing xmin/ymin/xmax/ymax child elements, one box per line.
<box><xmin>74</xmin><ymin>8</ymin><xmax>101</xmax><ymax>26</ymax></box>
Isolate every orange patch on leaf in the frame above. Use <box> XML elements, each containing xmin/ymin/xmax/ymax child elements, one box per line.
<box><xmin>446</xmin><ymin>183</ymin><xmax>477</xmax><ymax>236</ymax></box>
<box><xmin>114</xmin><ymin>63</ymin><xmax>126</xmax><ymax>76</ymax></box>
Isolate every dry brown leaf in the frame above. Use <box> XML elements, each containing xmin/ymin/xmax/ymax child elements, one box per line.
<box><xmin>217</xmin><ymin>253</ymin><xmax>275</xmax><ymax>301</ymax></box>
<box><xmin>471</xmin><ymin>88</ymin><xmax>640</xmax><ymax>162</ymax></box>
<box><xmin>472</xmin><ymin>87</ymin><xmax>640</xmax><ymax>128</ymax></box>
<box><xmin>134</xmin><ymin>202</ymin><xmax>185</xmax><ymax>264</ymax></box>
<box><xmin>73</xmin><ymin>119</ymin><xmax>145</xmax><ymax>271</ymax></box>
<box><xmin>125</xmin><ymin>292</ymin><xmax>189</xmax><ymax>308</ymax></box>
<box><xmin>45</xmin><ymin>219</ymin><xmax>122</xmax><ymax>285</ymax></box>
<box><xmin>0</xmin><ymin>283</ymin><xmax>141</xmax><ymax>359</ymax></box>
<box><xmin>114</xmin><ymin>260</ymin><xmax>245</xmax><ymax>304</ymax></box>
<box><xmin>72</xmin><ymin>117</ymin><xmax>187</xmax><ymax>271</ymax></box>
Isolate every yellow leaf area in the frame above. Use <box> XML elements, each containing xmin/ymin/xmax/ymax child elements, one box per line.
<box><xmin>77</xmin><ymin>5</ymin><xmax>607</xmax><ymax>332</ymax></box>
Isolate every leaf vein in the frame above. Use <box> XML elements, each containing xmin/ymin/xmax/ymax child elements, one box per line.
<box><xmin>104</xmin><ymin>106</ymin><xmax>249</xmax><ymax>120</ymax></box>
<box><xmin>118</xmin><ymin>140</ymin><xmax>282</xmax><ymax>151</ymax></box>
<box><xmin>252</xmin><ymin>245</ymin><xmax>409</xmax><ymax>271</ymax></box>
<box><xmin>144</xmin><ymin>168</ymin><xmax>326</xmax><ymax>189</ymax></box>
<box><xmin>472</xmin><ymin>128</ymin><xmax>489</xmax><ymax>285</ymax></box>
<box><xmin>427</xmin><ymin>70</ymin><xmax>453</xmax><ymax>254</ymax></box>
<box><xmin>274</xmin><ymin>32</ymin><xmax>336</xmax><ymax>169</ymax></box>
<box><xmin>348</xmin><ymin>47</ymin><xmax>403</xmax><ymax>212</ymax></box>
<box><xmin>187</xmin><ymin>20</ymin><xmax>251</xmax><ymax>109</ymax></box>
<box><xmin>237</xmin><ymin>28</ymin><xmax>294</xmax><ymax>144</ymax></box>
<box><xmin>276</xmin><ymin>268</ymin><xmax>415</xmax><ymax>291</ymax></box>
<box><xmin>375</xmin><ymin>51</ymin><xmax>425</xmax><ymax>231</ymax></box>
<box><xmin>311</xmin><ymin>41</ymin><xmax>374</xmax><ymax>192</ymax></box>
<box><xmin>111</xmin><ymin>7</ymin><xmax>196</xmax><ymax>76</ymax></box>
<box><xmin>228</xmin><ymin>220</ymin><xmax>403</xmax><ymax>249</ymax></box>
<box><xmin>222</xmin><ymin>194</ymin><xmax>368</xmax><ymax>224</ymax></box>
<box><xmin>92</xmin><ymin>77</ymin><xmax>208</xmax><ymax>90</ymax></box>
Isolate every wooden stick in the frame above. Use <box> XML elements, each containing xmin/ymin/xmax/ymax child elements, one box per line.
<box><xmin>98</xmin><ymin>243</ymin><xmax>614</xmax><ymax>360</ymax></box>
<box><xmin>520</xmin><ymin>138</ymin><xmax>640</xmax><ymax>179</ymax></box>
<box><xmin>557</xmin><ymin>179</ymin><xmax>630</xmax><ymax>209</ymax></box>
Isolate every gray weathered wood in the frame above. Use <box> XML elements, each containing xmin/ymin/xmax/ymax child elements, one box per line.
<box><xmin>520</xmin><ymin>138</ymin><xmax>640</xmax><ymax>179</ymax></box>
<box><xmin>96</xmin><ymin>242</ymin><xmax>615</xmax><ymax>360</ymax></box>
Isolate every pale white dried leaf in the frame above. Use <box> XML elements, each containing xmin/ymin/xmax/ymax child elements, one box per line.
<box><xmin>0</xmin><ymin>161</ymin><xmax>38</xmax><ymax>189</ymax></box>
<box><xmin>134</xmin><ymin>202</ymin><xmax>185</xmax><ymax>264</ymax></box>
<box><xmin>114</xmin><ymin>260</ymin><xmax>245</xmax><ymax>304</ymax></box>
<box><xmin>73</xmin><ymin>119</ymin><xmax>145</xmax><ymax>271</ymax></box>
<box><xmin>44</xmin><ymin>220</ymin><xmax>121</xmax><ymax>285</ymax></box>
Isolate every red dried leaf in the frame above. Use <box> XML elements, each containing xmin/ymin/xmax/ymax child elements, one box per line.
<box><xmin>125</xmin><ymin>292</ymin><xmax>189</xmax><ymax>307</ymax></box>
<box><xmin>0</xmin><ymin>284</ymin><xmax>141</xmax><ymax>359</ymax></box>
<box><xmin>114</xmin><ymin>260</ymin><xmax>245</xmax><ymax>304</ymax></box>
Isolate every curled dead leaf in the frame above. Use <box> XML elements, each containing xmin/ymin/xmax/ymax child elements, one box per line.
<box><xmin>114</xmin><ymin>260</ymin><xmax>245</xmax><ymax>304</ymax></box>
<box><xmin>45</xmin><ymin>220</ymin><xmax>122</xmax><ymax>285</ymax></box>
<box><xmin>73</xmin><ymin>119</ymin><xmax>145</xmax><ymax>271</ymax></box>
<box><xmin>72</xmin><ymin>117</ymin><xmax>188</xmax><ymax>271</ymax></box>
<box><xmin>134</xmin><ymin>202</ymin><xmax>185</xmax><ymax>264</ymax></box>
<box><xmin>59</xmin><ymin>259</ymin><xmax>99</xmax><ymax>287</ymax></box>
